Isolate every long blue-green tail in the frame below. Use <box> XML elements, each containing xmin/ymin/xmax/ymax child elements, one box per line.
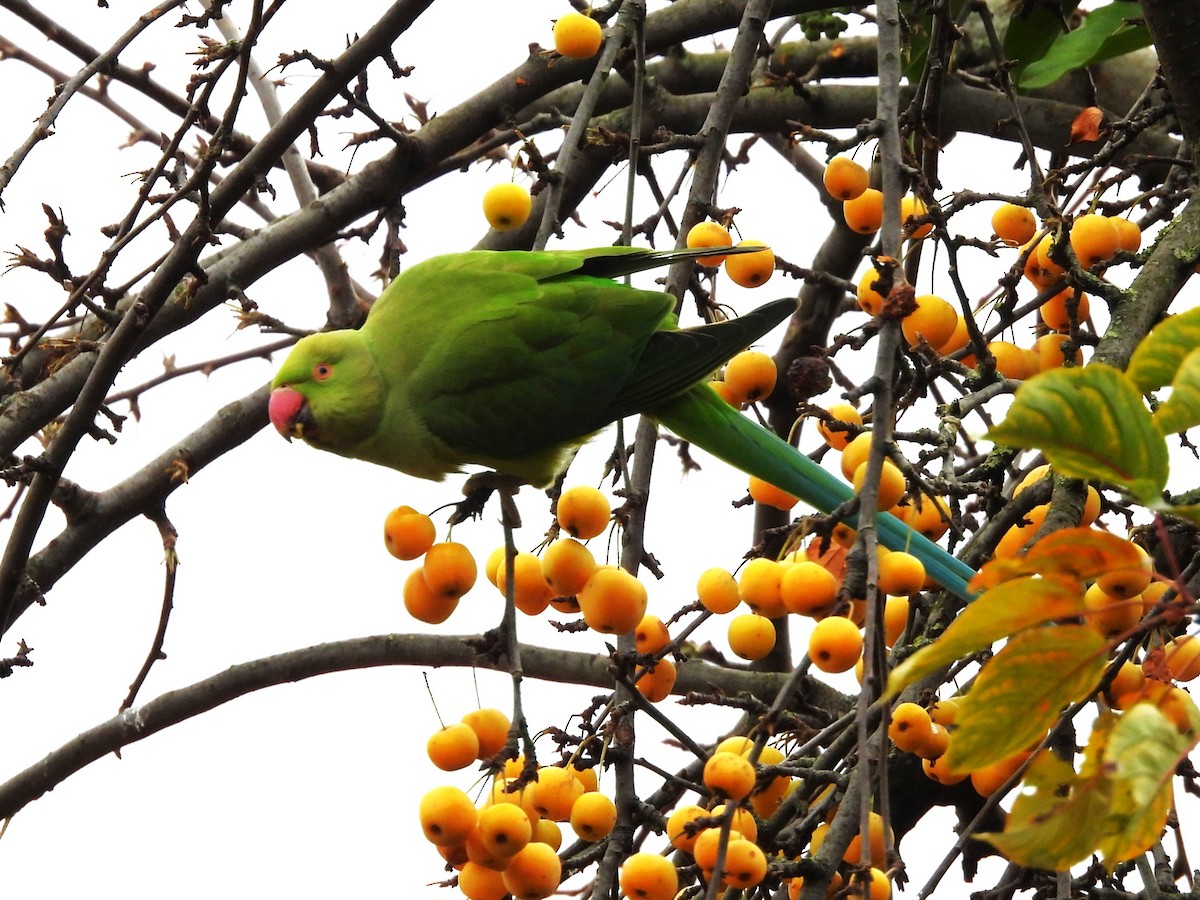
<box><xmin>652</xmin><ymin>387</ymin><xmax>977</xmax><ymax>601</ymax></box>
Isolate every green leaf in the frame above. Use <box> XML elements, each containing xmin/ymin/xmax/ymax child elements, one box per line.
<box><xmin>944</xmin><ymin>625</ymin><xmax>1107</xmax><ymax>772</ymax></box>
<box><xmin>901</xmin><ymin>0</ymin><xmax>970</xmax><ymax>82</ymax></box>
<box><xmin>1096</xmin><ymin>702</ymin><xmax>1194</xmax><ymax>865</ymax></box>
<box><xmin>979</xmin><ymin>751</ymin><xmax>1110</xmax><ymax>870</ymax></box>
<box><xmin>1018</xmin><ymin>2</ymin><xmax>1151</xmax><ymax>90</ymax></box>
<box><xmin>986</xmin><ymin>365</ymin><xmax>1168</xmax><ymax>503</ymax></box>
<box><xmin>1153</xmin><ymin>347</ymin><xmax>1200</xmax><ymax>435</ymax></box>
<box><xmin>1003</xmin><ymin>0</ymin><xmax>1075</xmax><ymax>84</ymax></box>
<box><xmin>885</xmin><ymin>576</ymin><xmax>1083</xmax><ymax>697</ymax></box>
<box><xmin>1127</xmin><ymin>305</ymin><xmax>1200</xmax><ymax>393</ymax></box>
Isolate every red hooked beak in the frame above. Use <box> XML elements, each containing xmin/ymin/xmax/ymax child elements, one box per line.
<box><xmin>269</xmin><ymin>387</ymin><xmax>307</xmax><ymax>440</ymax></box>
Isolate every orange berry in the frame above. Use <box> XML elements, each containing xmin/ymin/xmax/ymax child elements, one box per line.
<box><xmin>482</xmin><ymin>183</ymin><xmax>532</xmax><ymax>231</ymax></box>
<box><xmin>915</xmin><ymin>722</ymin><xmax>951</xmax><ymax>760</ymax></box>
<box><xmin>569</xmin><ymin>791</ymin><xmax>617</xmax><ymax>842</ymax></box>
<box><xmin>477</xmin><ymin>802</ymin><xmax>533</xmax><ymax>858</ymax></box>
<box><xmin>889</xmin><ymin>702</ymin><xmax>934</xmax><ymax>753</ymax></box>
<box><xmin>922</xmin><ymin>753</ymin><xmax>967</xmax><ymax>784</ymax></box>
<box><xmin>1112</xmin><ymin>216</ymin><xmax>1141</xmax><ymax>252</ymax></box>
<box><xmin>936</xmin><ymin>311</ymin><xmax>971</xmax><ymax>357</ymax></box>
<box><xmin>459</xmin><ymin>861</ymin><xmax>509</xmax><ymax>900</ymax></box>
<box><xmin>1163</xmin><ymin>635</ymin><xmax>1200</xmax><ymax>682</ymax></box>
<box><xmin>901</xmin><ymin>194</ymin><xmax>933</xmax><ymax>239</ymax></box>
<box><xmin>896</xmin><ymin>494</ymin><xmax>951</xmax><ymax>540</ymax></box>
<box><xmin>578</xmin><ymin>567</ymin><xmax>648</xmax><ymax>634</ymax></box>
<box><xmin>851</xmin><ymin>458</ymin><xmax>906</xmax><ymax>510</ymax></box>
<box><xmin>816</xmin><ymin>402</ymin><xmax>863</xmax><ymax>451</ymax></box>
<box><xmin>722</xmin><ymin>838</ymin><xmax>768</xmax><ymax>888</ymax></box>
<box><xmin>1033</xmin><ymin>332</ymin><xmax>1083</xmax><ymax>371</ymax></box>
<box><xmin>902</xmin><ymin>293</ymin><xmax>958</xmax><ymax>349</ymax></box>
<box><xmin>709</xmin><ymin>379</ymin><xmax>741</xmax><ymax>406</ymax></box>
<box><xmin>991</xmin><ymin>202</ymin><xmax>1037</xmax><ymax>247</ymax></box>
<box><xmin>496</xmin><ymin>551</ymin><xmax>555</xmax><ymax>615</ymax></box>
<box><xmin>462</xmin><ymin>708</ymin><xmax>511</xmax><ymax>760</ymax></box>
<box><xmin>383</xmin><ymin>506</ymin><xmax>436</xmax><ymax>560</ymax></box>
<box><xmin>567</xmin><ymin>763</ymin><xmax>598</xmax><ymax>794</ymax></box>
<box><xmin>780</xmin><ymin>560</ymin><xmax>840</xmax><ymax>616</ymax></box>
<box><xmin>724</xmin><ymin>349</ymin><xmax>777</xmax><ymax>402</ymax></box>
<box><xmin>970</xmin><ymin>750</ymin><xmax>1032</xmax><ymax>797</ymax></box>
<box><xmin>723</xmin><ymin>240</ymin><xmax>775</xmax><ymax>287</ymax></box>
<box><xmin>929</xmin><ymin>697</ymin><xmax>960</xmax><ymax>726</ymax></box>
<box><xmin>840</xmin><ymin>431</ymin><xmax>874</xmax><ymax>480</ymax></box>
<box><xmin>666</xmin><ymin>803</ymin><xmax>707</xmax><ymax>853</ymax></box>
<box><xmin>1083</xmin><ymin>582</ymin><xmax>1142</xmax><ymax>638</ymax></box>
<box><xmin>883</xmin><ymin>594</ymin><xmax>910</xmax><ymax>646</ymax></box>
<box><xmin>540</xmin><ymin>538</ymin><xmax>596</xmax><ymax>597</ymax></box>
<box><xmin>823</xmin><ymin>156</ymin><xmax>870</xmax><ymax>200</ymax></box>
<box><xmin>808</xmin><ymin>615</ymin><xmax>863</xmax><ymax>673</ymax></box>
<box><xmin>697</xmin><ymin>567</ymin><xmax>741</xmax><ymax>614</ymax></box>
<box><xmin>619</xmin><ymin>852</ymin><xmax>679</xmax><ymax>900</ymax></box>
<box><xmin>749</xmin><ymin>475</ymin><xmax>799</xmax><ymax>510</ymax></box>
<box><xmin>988</xmin><ymin>339</ymin><xmax>1034</xmax><ymax>380</ymax></box>
<box><xmin>1095</xmin><ymin>543</ymin><xmax>1152</xmax><ymax>599</ymax></box>
<box><xmin>1106</xmin><ymin>659</ymin><xmax>1146</xmax><ymax>705</ymax></box>
<box><xmin>404</xmin><ymin>568</ymin><xmax>459</xmax><ymax>624</ymax></box>
<box><xmin>1070</xmin><ymin>213</ymin><xmax>1120</xmax><ymax>268</ymax></box>
<box><xmin>849</xmin><ymin>866</ymin><xmax>891</xmax><ymax>900</ymax></box>
<box><xmin>704</xmin><ymin>750</ymin><xmax>756</xmax><ymax>800</ymax></box>
<box><xmin>877</xmin><ymin>550</ymin><xmax>926</xmax><ymax>596</ymax></box>
<box><xmin>427</xmin><ymin>722</ymin><xmax>481</xmax><ymax>771</ymax></box>
<box><xmin>635</xmin><ymin>657</ymin><xmax>677</xmax><ymax>702</ymax></box>
<box><xmin>686</xmin><ymin>221</ymin><xmax>734</xmax><ymax>265</ymax></box>
<box><xmin>728</xmin><ymin>613</ymin><xmax>777</xmax><ymax>661</ymax></box>
<box><xmin>531</xmin><ymin>766</ymin><xmax>584</xmax><ymax>822</ymax></box>
<box><xmin>1140</xmin><ymin>580</ymin><xmax>1170</xmax><ymax>615</ymax></box>
<box><xmin>501</xmin><ymin>841</ymin><xmax>561</xmax><ymax>900</ymax></box>
<box><xmin>857</xmin><ymin>267</ymin><xmax>888</xmax><ymax>315</ymax></box>
<box><xmin>844</xmin><ymin>187</ymin><xmax>884</xmax><ymax>234</ymax></box>
<box><xmin>552</xmin><ymin>11</ymin><xmax>603</xmax><ymax>58</ymax></box>
<box><xmin>423</xmin><ymin>541</ymin><xmax>478</xmax><ymax>600</ymax></box>
<box><xmin>1040</xmin><ymin>288</ymin><xmax>1090</xmax><ymax>332</ymax></box>
<box><xmin>556</xmin><ymin>485</ymin><xmax>610</xmax><ymax>539</ymax></box>
<box><xmin>419</xmin><ymin>785</ymin><xmax>478</xmax><ymax>846</ymax></box>
<box><xmin>738</xmin><ymin>557</ymin><xmax>786</xmax><ymax>617</ymax></box>
<box><xmin>1023</xmin><ymin>234</ymin><xmax>1065</xmax><ymax>287</ymax></box>
<box><xmin>843</xmin><ymin>811</ymin><xmax>891</xmax><ymax>865</ymax></box>
<box><xmin>635</xmin><ymin>614</ymin><xmax>671</xmax><ymax>655</ymax></box>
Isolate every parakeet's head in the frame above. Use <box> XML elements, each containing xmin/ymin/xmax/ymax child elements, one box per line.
<box><xmin>269</xmin><ymin>330</ymin><xmax>385</xmax><ymax>456</ymax></box>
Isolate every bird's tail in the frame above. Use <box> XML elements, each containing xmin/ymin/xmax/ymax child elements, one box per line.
<box><xmin>652</xmin><ymin>386</ymin><xmax>977</xmax><ymax>601</ymax></box>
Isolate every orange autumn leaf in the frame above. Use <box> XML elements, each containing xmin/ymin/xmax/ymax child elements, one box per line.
<box><xmin>1068</xmin><ymin>106</ymin><xmax>1104</xmax><ymax>145</ymax></box>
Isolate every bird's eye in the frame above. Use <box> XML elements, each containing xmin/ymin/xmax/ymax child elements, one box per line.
<box><xmin>313</xmin><ymin>363</ymin><xmax>333</xmax><ymax>381</ymax></box>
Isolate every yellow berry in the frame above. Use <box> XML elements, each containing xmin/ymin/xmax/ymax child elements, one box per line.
<box><xmin>462</xmin><ymin>708</ymin><xmax>511</xmax><ymax>760</ymax></box>
<box><xmin>666</xmin><ymin>803</ymin><xmax>706</xmax><ymax>853</ymax></box>
<box><xmin>540</xmin><ymin>538</ymin><xmax>596</xmax><ymax>597</ymax></box>
<box><xmin>728</xmin><ymin>613</ymin><xmax>777</xmax><ymax>661</ymax></box>
<box><xmin>619</xmin><ymin>852</ymin><xmax>679</xmax><ymax>900</ymax></box>
<box><xmin>634</xmin><ymin>614</ymin><xmax>671</xmax><ymax>655</ymax></box>
<box><xmin>697</xmin><ymin>567</ymin><xmax>741</xmax><ymax>614</ymax></box>
<box><xmin>686</xmin><ymin>221</ymin><xmax>734</xmax><ymax>264</ymax></box>
<box><xmin>849</xmin><ymin>866</ymin><xmax>891</xmax><ymax>900</ymax></box>
<box><xmin>501</xmin><ymin>841</ymin><xmax>562</xmax><ymax>900</ymax></box>
<box><xmin>808</xmin><ymin>615</ymin><xmax>863</xmax><ymax>673</ymax></box>
<box><xmin>1163</xmin><ymin>635</ymin><xmax>1200</xmax><ymax>682</ymax></box>
<box><xmin>569</xmin><ymin>791</ymin><xmax>617</xmax><ymax>841</ymax></box>
<box><xmin>703</xmin><ymin>750</ymin><xmax>756</xmax><ymax>800</ymax></box>
<box><xmin>723</xmin><ymin>240</ymin><xmax>775</xmax><ymax>287</ymax></box>
<box><xmin>901</xmin><ymin>293</ymin><xmax>958</xmax><ymax>349</ymax></box>
<box><xmin>419</xmin><ymin>785</ymin><xmax>478</xmax><ymax>846</ymax></box>
<box><xmin>459</xmin><ymin>861</ymin><xmax>508</xmax><ymax>900</ymax></box>
<box><xmin>423</xmin><ymin>541</ymin><xmax>478</xmax><ymax>600</ymax></box>
<box><xmin>383</xmin><ymin>505</ymin><xmax>435</xmax><ymax>560</ymax></box>
<box><xmin>552</xmin><ymin>11</ymin><xmax>603</xmax><ymax>59</ymax></box>
<box><xmin>857</xmin><ymin>266</ymin><xmax>888</xmax><ymax>315</ymax></box>
<box><xmin>427</xmin><ymin>722</ymin><xmax>480</xmax><ymax>771</ymax></box>
<box><xmin>851</xmin><ymin>458</ymin><xmax>906</xmax><ymax>511</ymax></box>
<box><xmin>1040</xmin><ymin>288</ymin><xmax>1090</xmax><ymax>332</ymax></box>
<box><xmin>1070</xmin><ymin>212</ymin><xmax>1120</xmax><ymax>268</ymax></box>
<box><xmin>634</xmin><ymin>657</ymin><xmax>677</xmax><ymax>702</ymax></box>
<box><xmin>844</xmin><ymin>187</ymin><xmax>884</xmax><ymax>234</ymax></box>
<box><xmin>877</xmin><ymin>550</ymin><xmax>926</xmax><ymax>596</ymax></box>
<box><xmin>748</xmin><ymin>475</ymin><xmax>799</xmax><ymax>511</ymax></box>
<box><xmin>823</xmin><ymin>156</ymin><xmax>869</xmax><ymax>200</ymax></box>
<box><xmin>556</xmin><ymin>485</ymin><xmax>610</xmax><ymax>539</ymax></box>
<box><xmin>816</xmin><ymin>402</ymin><xmax>863</xmax><ymax>451</ymax></box>
<box><xmin>722</xmin><ymin>837</ymin><xmax>768</xmax><ymax>888</ymax></box>
<box><xmin>477</xmin><ymin>801</ymin><xmax>533</xmax><ymax>858</ymax></box>
<box><xmin>531</xmin><ymin>766</ymin><xmax>584</xmax><ymax>822</ymax></box>
<box><xmin>1112</xmin><ymin>216</ymin><xmax>1142</xmax><ymax>252</ymax></box>
<box><xmin>482</xmin><ymin>183</ymin><xmax>532</xmax><ymax>231</ymax></box>
<box><xmin>888</xmin><ymin>701</ymin><xmax>934</xmax><ymax>753</ymax></box>
<box><xmin>991</xmin><ymin>202</ymin><xmax>1037</xmax><ymax>247</ymax></box>
<box><xmin>404</xmin><ymin>568</ymin><xmax>459</xmax><ymax>624</ymax></box>
<box><xmin>738</xmin><ymin>556</ymin><xmax>786</xmax><ymax>617</ymax></box>
<box><xmin>577</xmin><ymin>566</ymin><xmax>648</xmax><ymax>634</ymax></box>
<box><xmin>496</xmin><ymin>551</ymin><xmax>555</xmax><ymax>615</ymax></box>
<box><xmin>724</xmin><ymin>349</ymin><xmax>777</xmax><ymax>402</ymax></box>
<box><xmin>840</xmin><ymin>431</ymin><xmax>874</xmax><ymax>480</ymax></box>
<box><xmin>779</xmin><ymin>560</ymin><xmax>840</xmax><ymax>617</ymax></box>
<box><xmin>901</xmin><ymin>194</ymin><xmax>933</xmax><ymax>239</ymax></box>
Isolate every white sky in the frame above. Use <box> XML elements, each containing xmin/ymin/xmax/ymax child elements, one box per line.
<box><xmin>0</xmin><ymin>1</ymin><xmax>1194</xmax><ymax>897</ymax></box>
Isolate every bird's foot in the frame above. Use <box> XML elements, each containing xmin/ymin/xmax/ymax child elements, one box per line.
<box><xmin>448</xmin><ymin>471</ymin><xmax>526</xmax><ymax>528</ymax></box>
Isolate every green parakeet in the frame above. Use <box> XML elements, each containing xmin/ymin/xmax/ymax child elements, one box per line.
<box><xmin>269</xmin><ymin>246</ymin><xmax>975</xmax><ymax>600</ymax></box>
